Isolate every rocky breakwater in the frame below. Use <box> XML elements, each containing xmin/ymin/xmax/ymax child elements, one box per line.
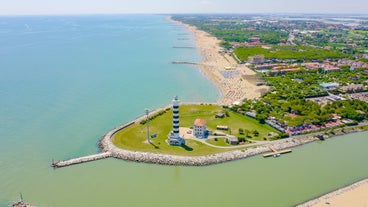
<box><xmin>52</xmin><ymin>152</ymin><xmax>112</xmax><ymax>168</ymax></box>
<box><xmin>10</xmin><ymin>201</ymin><xmax>35</xmax><ymax>207</ymax></box>
<box><xmin>99</xmin><ymin>122</ymin><xmax>317</xmax><ymax>166</ymax></box>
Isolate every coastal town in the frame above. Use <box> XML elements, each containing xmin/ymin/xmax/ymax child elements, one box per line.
<box><xmin>172</xmin><ymin>14</ymin><xmax>368</xmax><ymax>139</ymax></box>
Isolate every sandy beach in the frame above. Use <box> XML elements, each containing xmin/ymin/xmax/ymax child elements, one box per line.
<box><xmin>297</xmin><ymin>179</ymin><xmax>368</xmax><ymax>207</ymax></box>
<box><xmin>168</xmin><ymin>16</ymin><xmax>269</xmax><ymax>105</ymax></box>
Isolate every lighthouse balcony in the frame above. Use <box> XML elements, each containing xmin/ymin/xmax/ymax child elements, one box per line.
<box><xmin>168</xmin><ymin>132</ymin><xmax>186</xmax><ymax>146</ymax></box>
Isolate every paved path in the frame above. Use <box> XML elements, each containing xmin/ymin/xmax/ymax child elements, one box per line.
<box><xmin>188</xmin><ymin>137</ymin><xmax>272</xmax><ymax>149</ymax></box>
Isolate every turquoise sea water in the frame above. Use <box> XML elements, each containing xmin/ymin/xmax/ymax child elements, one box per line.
<box><xmin>0</xmin><ymin>15</ymin><xmax>368</xmax><ymax>207</ymax></box>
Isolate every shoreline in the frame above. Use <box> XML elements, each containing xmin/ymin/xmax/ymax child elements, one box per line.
<box><xmin>167</xmin><ymin>16</ymin><xmax>269</xmax><ymax>105</ymax></box>
<box><xmin>98</xmin><ymin>105</ymin><xmax>316</xmax><ymax>166</ymax></box>
<box><xmin>95</xmin><ymin>103</ymin><xmax>368</xmax><ymax>167</ymax></box>
<box><xmin>296</xmin><ymin>178</ymin><xmax>368</xmax><ymax>207</ymax></box>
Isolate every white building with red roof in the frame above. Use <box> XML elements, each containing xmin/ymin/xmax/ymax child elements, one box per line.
<box><xmin>193</xmin><ymin>119</ymin><xmax>207</xmax><ymax>138</ymax></box>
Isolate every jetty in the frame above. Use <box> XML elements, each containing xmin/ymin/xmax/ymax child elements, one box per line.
<box><xmin>51</xmin><ymin>152</ymin><xmax>112</xmax><ymax>168</ymax></box>
<box><xmin>173</xmin><ymin>46</ymin><xmax>196</xmax><ymax>49</ymax></box>
<box><xmin>172</xmin><ymin>61</ymin><xmax>199</xmax><ymax>65</ymax></box>
<box><xmin>11</xmin><ymin>201</ymin><xmax>35</xmax><ymax>207</ymax></box>
<box><xmin>263</xmin><ymin>146</ymin><xmax>292</xmax><ymax>157</ymax></box>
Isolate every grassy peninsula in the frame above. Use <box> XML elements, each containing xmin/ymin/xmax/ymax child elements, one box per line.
<box><xmin>112</xmin><ymin>104</ymin><xmax>279</xmax><ymax>156</ymax></box>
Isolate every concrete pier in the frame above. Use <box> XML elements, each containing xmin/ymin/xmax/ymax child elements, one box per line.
<box><xmin>52</xmin><ymin>152</ymin><xmax>112</xmax><ymax>168</ymax></box>
<box><xmin>173</xmin><ymin>46</ymin><xmax>196</xmax><ymax>49</ymax></box>
<box><xmin>172</xmin><ymin>61</ymin><xmax>199</xmax><ymax>65</ymax></box>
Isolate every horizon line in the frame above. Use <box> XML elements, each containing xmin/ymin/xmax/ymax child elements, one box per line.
<box><xmin>0</xmin><ymin>12</ymin><xmax>368</xmax><ymax>17</ymax></box>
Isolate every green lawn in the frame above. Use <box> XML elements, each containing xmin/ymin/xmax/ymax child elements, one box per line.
<box><xmin>112</xmin><ymin>104</ymin><xmax>279</xmax><ymax>156</ymax></box>
<box><xmin>206</xmin><ymin>138</ymin><xmax>230</xmax><ymax>147</ymax></box>
<box><xmin>234</xmin><ymin>46</ymin><xmax>348</xmax><ymax>61</ymax></box>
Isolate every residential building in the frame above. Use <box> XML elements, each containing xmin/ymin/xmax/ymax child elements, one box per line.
<box><xmin>269</xmin><ymin>68</ymin><xmax>300</xmax><ymax>76</ymax></box>
<box><xmin>250</xmin><ymin>37</ymin><xmax>261</xmax><ymax>43</ymax></box>
<box><xmin>339</xmin><ymin>84</ymin><xmax>365</xmax><ymax>93</ymax></box>
<box><xmin>303</xmin><ymin>62</ymin><xmax>321</xmax><ymax>70</ymax></box>
<box><xmin>248</xmin><ymin>55</ymin><xmax>265</xmax><ymax>64</ymax></box>
<box><xmin>193</xmin><ymin>119</ymin><xmax>207</xmax><ymax>138</ymax></box>
<box><xmin>226</xmin><ymin>135</ymin><xmax>239</xmax><ymax>145</ymax></box>
<box><xmin>216</xmin><ymin>125</ymin><xmax>229</xmax><ymax>131</ymax></box>
<box><xmin>320</xmin><ymin>82</ymin><xmax>339</xmax><ymax>90</ymax></box>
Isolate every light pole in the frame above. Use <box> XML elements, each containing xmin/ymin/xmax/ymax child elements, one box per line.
<box><xmin>145</xmin><ymin>108</ymin><xmax>150</xmax><ymax>144</ymax></box>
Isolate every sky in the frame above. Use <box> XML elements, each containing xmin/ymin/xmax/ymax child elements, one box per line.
<box><xmin>0</xmin><ymin>0</ymin><xmax>367</xmax><ymax>15</ymax></box>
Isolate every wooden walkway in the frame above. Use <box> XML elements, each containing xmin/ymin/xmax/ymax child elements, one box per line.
<box><xmin>263</xmin><ymin>146</ymin><xmax>292</xmax><ymax>157</ymax></box>
<box><xmin>52</xmin><ymin>152</ymin><xmax>112</xmax><ymax>168</ymax></box>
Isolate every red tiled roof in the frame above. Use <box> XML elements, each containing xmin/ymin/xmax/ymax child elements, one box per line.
<box><xmin>194</xmin><ymin>119</ymin><xmax>206</xmax><ymax>127</ymax></box>
<box><xmin>304</xmin><ymin>62</ymin><xmax>320</xmax><ymax>69</ymax></box>
<box><xmin>270</xmin><ymin>68</ymin><xmax>300</xmax><ymax>73</ymax></box>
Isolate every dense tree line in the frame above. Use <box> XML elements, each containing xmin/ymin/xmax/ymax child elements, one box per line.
<box><xmin>234</xmin><ymin>46</ymin><xmax>349</xmax><ymax>61</ymax></box>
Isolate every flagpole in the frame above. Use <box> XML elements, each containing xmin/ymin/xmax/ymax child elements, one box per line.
<box><xmin>145</xmin><ymin>109</ymin><xmax>150</xmax><ymax>143</ymax></box>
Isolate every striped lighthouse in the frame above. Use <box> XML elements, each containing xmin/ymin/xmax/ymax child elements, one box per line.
<box><xmin>168</xmin><ymin>96</ymin><xmax>185</xmax><ymax>146</ymax></box>
<box><xmin>172</xmin><ymin>96</ymin><xmax>180</xmax><ymax>138</ymax></box>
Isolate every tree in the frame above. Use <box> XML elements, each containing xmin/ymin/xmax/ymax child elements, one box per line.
<box><xmin>244</xmin><ymin>129</ymin><xmax>251</xmax><ymax>138</ymax></box>
<box><xmin>238</xmin><ymin>137</ymin><xmax>246</xmax><ymax>142</ymax></box>
<box><xmin>253</xmin><ymin>130</ymin><xmax>259</xmax><ymax>137</ymax></box>
<box><xmin>256</xmin><ymin>113</ymin><xmax>267</xmax><ymax>124</ymax></box>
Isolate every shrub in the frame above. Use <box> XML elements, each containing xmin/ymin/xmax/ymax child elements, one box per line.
<box><xmin>140</xmin><ymin>110</ymin><xmax>168</xmax><ymax>125</ymax></box>
<box><xmin>238</xmin><ymin>137</ymin><xmax>246</xmax><ymax>142</ymax></box>
<box><xmin>140</xmin><ymin>120</ymin><xmax>147</xmax><ymax>125</ymax></box>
